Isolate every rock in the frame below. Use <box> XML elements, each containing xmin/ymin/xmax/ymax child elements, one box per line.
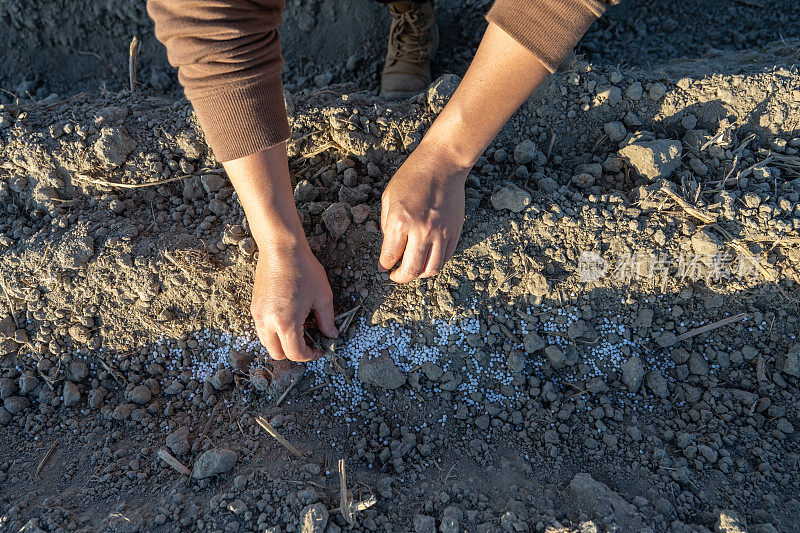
<box><xmin>166</xmin><ymin>426</ymin><xmax>190</xmax><ymax>455</ymax></box>
<box><xmin>227</xmin><ymin>350</ymin><xmax>255</xmax><ymax>373</ymax></box>
<box><xmin>716</xmin><ymin>510</ymin><xmax>746</xmax><ymax>533</ymax></box>
<box><xmin>18</xmin><ymin>374</ymin><xmax>39</xmax><ymax>395</ymax></box>
<box><xmin>338</xmin><ymin>183</ymin><xmax>371</xmax><ymax>205</ymax></box>
<box><xmin>688</xmin><ymin>353</ymin><xmax>709</xmax><ymax>376</ymax></box>
<box><xmin>62</xmin><ymin>381</ymin><xmax>81</xmax><ymax>407</ymax></box>
<box><xmin>691</xmin><ymin>229</ymin><xmax>723</xmax><ymax>257</ymax></box>
<box><xmin>626</xmin><ymin>82</ymin><xmax>643</xmax><ymax>101</ymax></box>
<box><xmin>513</xmin><ymin>140</ymin><xmax>537</xmax><ymax>165</ymax></box>
<box><xmin>571</xmin><ymin>173</ymin><xmax>595</xmax><ymax>189</ymax></box>
<box><xmin>175</xmin><ymin>131</ymin><xmax>205</xmax><ymax>160</ymax></box>
<box><xmin>200</xmin><ymin>173</ymin><xmax>226</xmax><ymax>194</ymax></box>
<box><xmin>782</xmin><ymin>344</ymin><xmax>799</xmax><ymax>378</ymax></box>
<box><xmin>94</xmin><ymin>127</ymin><xmax>136</xmax><ymax>169</ymax></box>
<box><xmin>567</xmin><ymin>473</ymin><xmax>638</xmax><ymax>528</ymax></box>
<box><xmin>544</xmin><ymin>345</ymin><xmax>566</xmax><ymax>370</ymax></box>
<box><xmin>656</xmin><ymin>331</ymin><xmax>678</xmax><ymax>348</ymax></box>
<box><xmin>604</xmin><ymin>121</ymin><xmax>627</xmax><ymax>143</ymax></box>
<box><xmin>351</xmin><ymin>204</ymin><xmax>371</xmax><ymax>224</ymax></box>
<box><xmin>294</xmin><ymin>179</ymin><xmax>319</xmax><ymax>203</ymax></box>
<box><xmin>299</xmin><ymin>502</ymin><xmax>329</xmax><ymax>533</ymax></box>
<box><xmin>0</xmin><ymin>407</ymin><xmax>10</xmax><ymax>426</ymax></box>
<box><xmin>127</xmin><ymin>384</ymin><xmax>152</xmax><ymax>405</ymax></box>
<box><xmin>618</xmin><ymin>139</ymin><xmax>682</xmax><ymax>181</ymax></box>
<box><xmin>210</xmin><ymin>368</ymin><xmax>233</xmax><ymax>390</ymax></box>
<box><xmin>506</xmin><ymin>350</ymin><xmax>525</xmax><ymax>373</ymax></box>
<box><xmin>427</xmin><ymin>74</ymin><xmax>460</xmax><ymax>114</ymax></box>
<box><xmin>0</xmin><ymin>377</ymin><xmax>18</xmax><ymax>399</ymax></box>
<box><xmin>68</xmin><ymin>360</ymin><xmax>89</xmax><ymax>382</ymax></box>
<box><xmin>537</xmin><ymin>176</ymin><xmax>558</xmax><ymax>194</ymax></box>
<box><xmin>68</xmin><ymin>324</ymin><xmax>92</xmax><ymax>344</ymax></box>
<box><xmin>649</xmin><ymin>82</ymin><xmax>667</xmax><ymax>101</ymax></box>
<box><xmin>4</xmin><ymin>396</ymin><xmax>29</xmax><ymax>415</ymax></box>
<box><xmin>0</xmin><ymin>314</ymin><xmax>16</xmax><ymax>338</ymax></box>
<box><xmin>621</xmin><ymin>356</ymin><xmax>644</xmax><ymax>392</ymax></box>
<box><xmin>358</xmin><ymin>355</ymin><xmax>406</xmax><ymax>389</ymax></box>
<box><xmin>322</xmin><ymin>202</ymin><xmax>351</xmax><ymax>239</ymax></box>
<box><xmin>523</xmin><ymin>332</ymin><xmax>546</xmax><ymax>353</ymax></box>
<box><xmin>491</xmin><ymin>185</ymin><xmax>530</xmax><ymax>213</ymax></box>
<box><xmin>645</xmin><ymin>370</ymin><xmax>668</xmax><ymax>398</ymax></box>
<box><xmin>113</xmin><ymin>403</ymin><xmax>136</xmax><ymax>421</ymax></box>
<box><xmin>192</xmin><ymin>448</ymin><xmax>238</xmax><ymax>479</ymax></box>
<box><xmin>413</xmin><ymin>514</ymin><xmax>436</xmax><ymax>533</ymax></box>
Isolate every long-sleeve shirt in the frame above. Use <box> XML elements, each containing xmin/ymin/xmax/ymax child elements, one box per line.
<box><xmin>147</xmin><ymin>0</ymin><xmax>617</xmax><ymax>162</ymax></box>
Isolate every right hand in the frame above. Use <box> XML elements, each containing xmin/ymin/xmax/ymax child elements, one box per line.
<box><xmin>251</xmin><ymin>239</ymin><xmax>338</xmax><ymax>362</ymax></box>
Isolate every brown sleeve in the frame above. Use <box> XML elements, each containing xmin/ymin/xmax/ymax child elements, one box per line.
<box><xmin>147</xmin><ymin>0</ymin><xmax>289</xmax><ymax>162</ymax></box>
<box><xmin>487</xmin><ymin>0</ymin><xmax>619</xmax><ymax>73</ymax></box>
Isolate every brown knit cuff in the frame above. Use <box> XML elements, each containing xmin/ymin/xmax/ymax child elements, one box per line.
<box><xmin>186</xmin><ymin>75</ymin><xmax>290</xmax><ymax>163</ymax></box>
<box><xmin>486</xmin><ymin>0</ymin><xmax>608</xmax><ymax>73</ymax></box>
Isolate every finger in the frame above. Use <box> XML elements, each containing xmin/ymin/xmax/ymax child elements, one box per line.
<box><xmin>314</xmin><ymin>292</ymin><xmax>338</xmax><ymax>338</ymax></box>
<box><xmin>262</xmin><ymin>331</ymin><xmax>287</xmax><ymax>361</ymax></box>
<box><xmin>379</xmin><ymin>227</ymin><xmax>408</xmax><ymax>273</ymax></box>
<box><xmin>445</xmin><ymin>236</ymin><xmax>459</xmax><ymax>261</ymax></box>
<box><xmin>391</xmin><ymin>234</ymin><xmax>430</xmax><ymax>283</ymax></box>
<box><xmin>278</xmin><ymin>324</ymin><xmax>320</xmax><ymax>363</ymax></box>
<box><xmin>421</xmin><ymin>238</ymin><xmax>446</xmax><ymax>278</ymax></box>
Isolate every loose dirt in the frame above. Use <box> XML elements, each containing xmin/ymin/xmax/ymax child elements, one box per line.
<box><xmin>1</xmin><ymin>3</ymin><xmax>800</xmax><ymax>533</ymax></box>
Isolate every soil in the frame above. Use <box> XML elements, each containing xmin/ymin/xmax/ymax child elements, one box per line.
<box><xmin>1</xmin><ymin>2</ymin><xmax>800</xmax><ymax>533</ymax></box>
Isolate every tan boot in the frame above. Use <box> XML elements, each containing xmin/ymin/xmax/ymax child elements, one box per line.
<box><xmin>380</xmin><ymin>0</ymin><xmax>438</xmax><ymax>99</ymax></box>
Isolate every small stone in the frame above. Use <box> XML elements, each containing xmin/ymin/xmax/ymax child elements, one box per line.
<box><xmin>618</xmin><ymin>139</ymin><xmax>682</xmax><ymax>181</ymax></box>
<box><xmin>688</xmin><ymin>353</ymin><xmax>709</xmax><ymax>376</ymax></box>
<box><xmin>68</xmin><ymin>324</ymin><xmax>92</xmax><ymax>344</ymax></box>
<box><xmin>523</xmin><ymin>332</ymin><xmax>546</xmax><ymax>353</ymax></box>
<box><xmin>513</xmin><ymin>140</ymin><xmax>537</xmax><ymax>165</ymax></box>
<box><xmin>351</xmin><ymin>204</ymin><xmax>371</xmax><ymax>225</ymax></box>
<box><xmin>537</xmin><ymin>176</ymin><xmax>558</xmax><ymax>194</ymax></box>
<box><xmin>571</xmin><ymin>173</ymin><xmax>595</xmax><ymax>189</ymax></box>
<box><xmin>338</xmin><ymin>183</ymin><xmax>371</xmax><ymax>206</ymax></box>
<box><xmin>94</xmin><ymin>127</ymin><xmax>136</xmax><ymax>169</ymax></box>
<box><xmin>621</xmin><ymin>356</ymin><xmax>644</xmax><ymax>392</ymax></box>
<box><xmin>192</xmin><ymin>448</ymin><xmax>238</xmax><ymax>479</ymax></box>
<box><xmin>166</xmin><ymin>426</ymin><xmax>191</xmax><ymax>455</ymax></box>
<box><xmin>604</xmin><ymin>121</ymin><xmax>627</xmax><ymax>143</ymax></box>
<box><xmin>201</xmin><ymin>173</ymin><xmax>227</xmax><ymax>194</ymax></box>
<box><xmin>299</xmin><ymin>502</ymin><xmax>329</xmax><ymax>533</ymax></box>
<box><xmin>427</xmin><ymin>74</ymin><xmax>461</xmax><ymax>114</ymax></box>
<box><xmin>568</xmin><ymin>473</ymin><xmax>637</xmax><ymax>528</ymax></box>
<box><xmin>691</xmin><ymin>229</ymin><xmax>722</xmax><ymax>257</ymax></box>
<box><xmin>294</xmin><ymin>179</ymin><xmax>319</xmax><ymax>203</ymax></box>
<box><xmin>359</xmin><ymin>355</ymin><xmax>406</xmax><ymax>389</ymax></box>
<box><xmin>782</xmin><ymin>344</ymin><xmax>799</xmax><ymax>378</ymax></box>
<box><xmin>716</xmin><ymin>510</ymin><xmax>746</xmax><ymax>533</ymax></box>
<box><xmin>626</xmin><ymin>82</ymin><xmax>643</xmax><ymax>101</ymax></box>
<box><xmin>4</xmin><ymin>396</ymin><xmax>29</xmax><ymax>415</ymax></box>
<box><xmin>0</xmin><ymin>407</ymin><xmax>10</xmax><ymax>426</ymax></box>
<box><xmin>113</xmin><ymin>403</ymin><xmax>136</xmax><ymax>421</ymax></box>
<box><xmin>646</xmin><ymin>370</ymin><xmax>668</xmax><ymax>398</ymax></box>
<box><xmin>544</xmin><ymin>345</ymin><xmax>566</xmax><ymax>370</ymax></box>
<box><xmin>210</xmin><ymin>368</ymin><xmax>234</xmax><ymax>390</ymax></box>
<box><xmin>649</xmin><ymin>82</ymin><xmax>667</xmax><ymax>101</ymax></box>
<box><xmin>18</xmin><ymin>374</ymin><xmax>39</xmax><ymax>395</ymax></box>
<box><xmin>1</xmin><ymin>377</ymin><xmax>18</xmax><ymax>399</ymax></box>
<box><xmin>128</xmin><ymin>384</ymin><xmax>152</xmax><ymax>405</ymax></box>
<box><xmin>413</xmin><ymin>513</ymin><xmax>436</xmax><ymax>533</ymax></box>
<box><xmin>322</xmin><ymin>202</ymin><xmax>351</xmax><ymax>239</ymax></box>
<box><xmin>175</xmin><ymin>131</ymin><xmax>205</xmax><ymax>160</ymax></box>
<box><xmin>62</xmin><ymin>381</ymin><xmax>81</xmax><ymax>407</ymax></box>
<box><xmin>656</xmin><ymin>331</ymin><xmax>678</xmax><ymax>348</ymax></box>
<box><xmin>491</xmin><ymin>185</ymin><xmax>530</xmax><ymax>213</ymax></box>
<box><xmin>68</xmin><ymin>360</ymin><xmax>89</xmax><ymax>382</ymax></box>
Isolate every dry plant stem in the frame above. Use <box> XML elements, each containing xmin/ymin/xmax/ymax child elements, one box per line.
<box><xmin>129</xmin><ymin>36</ymin><xmax>139</xmax><ymax>92</ymax></box>
<box><xmin>674</xmin><ymin>313</ymin><xmax>748</xmax><ymax>342</ymax></box>
<box><xmin>36</xmin><ymin>441</ymin><xmax>57</xmax><ymax>477</ymax></box>
<box><xmin>0</xmin><ymin>273</ymin><xmax>19</xmax><ymax>328</ymax></box>
<box><xmin>157</xmin><ymin>448</ymin><xmax>191</xmax><ymax>476</ymax></box>
<box><xmin>338</xmin><ymin>459</ymin><xmax>355</xmax><ymax>527</ymax></box>
<box><xmin>74</xmin><ymin>173</ymin><xmax>195</xmax><ymax>189</ymax></box>
<box><xmin>275</xmin><ymin>373</ymin><xmax>303</xmax><ymax>406</ymax></box>
<box><xmin>255</xmin><ymin>416</ymin><xmax>307</xmax><ymax>459</ymax></box>
<box><xmin>659</xmin><ymin>186</ymin><xmax>718</xmax><ymax>224</ymax></box>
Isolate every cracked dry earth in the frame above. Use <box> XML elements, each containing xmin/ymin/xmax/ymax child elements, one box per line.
<box><xmin>0</xmin><ymin>39</ymin><xmax>800</xmax><ymax>533</ymax></box>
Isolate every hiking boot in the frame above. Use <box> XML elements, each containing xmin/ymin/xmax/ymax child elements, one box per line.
<box><xmin>380</xmin><ymin>0</ymin><xmax>438</xmax><ymax>99</ymax></box>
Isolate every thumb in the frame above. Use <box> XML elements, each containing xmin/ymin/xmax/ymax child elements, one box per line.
<box><xmin>314</xmin><ymin>294</ymin><xmax>338</xmax><ymax>339</ymax></box>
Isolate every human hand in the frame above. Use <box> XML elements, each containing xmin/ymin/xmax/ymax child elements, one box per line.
<box><xmin>251</xmin><ymin>239</ymin><xmax>337</xmax><ymax>362</ymax></box>
<box><xmin>379</xmin><ymin>139</ymin><xmax>467</xmax><ymax>283</ymax></box>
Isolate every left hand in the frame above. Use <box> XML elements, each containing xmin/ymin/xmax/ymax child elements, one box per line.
<box><xmin>379</xmin><ymin>139</ymin><xmax>468</xmax><ymax>283</ymax></box>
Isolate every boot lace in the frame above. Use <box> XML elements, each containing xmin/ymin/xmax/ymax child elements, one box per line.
<box><xmin>388</xmin><ymin>7</ymin><xmax>432</xmax><ymax>63</ymax></box>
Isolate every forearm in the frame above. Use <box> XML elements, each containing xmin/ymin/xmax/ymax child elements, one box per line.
<box><xmin>222</xmin><ymin>143</ymin><xmax>306</xmax><ymax>249</ymax></box>
<box><xmin>423</xmin><ymin>22</ymin><xmax>551</xmax><ymax>169</ymax></box>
